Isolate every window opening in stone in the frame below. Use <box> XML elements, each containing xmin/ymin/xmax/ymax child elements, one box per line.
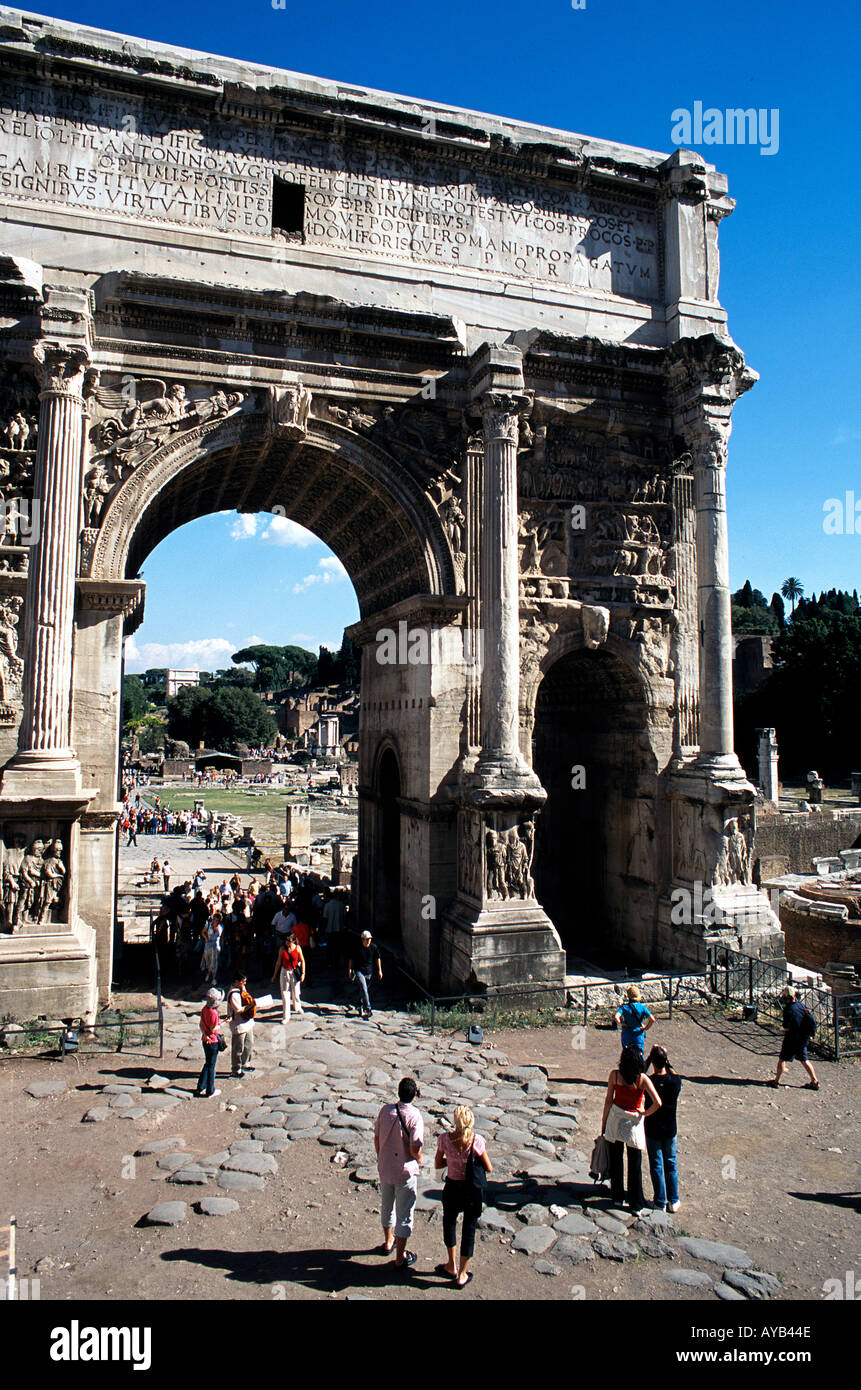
<box><xmin>272</xmin><ymin>178</ymin><xmax>305</xmax><ymax>238</ymax></box>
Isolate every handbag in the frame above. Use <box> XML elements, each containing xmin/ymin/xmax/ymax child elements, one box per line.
<box><xmin>465</xmin><ymin>1139</ymin><xmax>487</xmax><ymax>1191</ymax></box>
<box><xmin>217</xmin><ymin>1034</ymin><xmax>228</xmax><ymax>1052</ymax></box>
<box><xmin>589</xmin><ymin>1134</ymin><xmax>610</xmax><ymax>1182</ymax></box>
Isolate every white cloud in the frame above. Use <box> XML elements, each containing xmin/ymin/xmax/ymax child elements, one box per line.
<box><xmin>262</xmin><ymin>515</ymin><xmax>318</xmax><ymax>547</ymax></box>
<box><xmin>228</xmin><ymin>511</ymin><xmax>318</xmax><ymax>548</ymax></box>
<box><xmin>124</xmin><ymin>636</ymin><xmax>236</xmax><ymax>673</ymax></box>
<box><xmin>292</xmin><ymin>555</ymin><xmax>348</xmax><ymax>594</ymax></box>
<box><xmin>229</xmin><ymin>514</ymin><xmax>258</xmax><ymax>540</ymax></box>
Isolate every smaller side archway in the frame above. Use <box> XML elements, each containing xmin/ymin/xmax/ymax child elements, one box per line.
<box><xmin>531</xmin><ymin>643</ymin><xmax>658</xmax><ymax>966</ymax></box>
<box><xmin>368</xmin><ymin>742</ymin><xmax>403</xmax><ymax>945</ymax></box>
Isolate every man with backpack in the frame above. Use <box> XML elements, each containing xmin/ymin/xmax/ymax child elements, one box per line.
<box><xmin>227</xmin><ymin>971</ymin><xmax>257</xmax><ymax>1077</ymax></box>
<box><xmin>771</xmin><ymin>986</ymin><xmax>820</xmax><ymax>1090</ymax></box>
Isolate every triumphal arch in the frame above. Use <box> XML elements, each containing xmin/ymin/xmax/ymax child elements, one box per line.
<box><xmin>0</xmin><ymin>8</ymin><xmax>783</xmax><ymax>1020</ymax></box>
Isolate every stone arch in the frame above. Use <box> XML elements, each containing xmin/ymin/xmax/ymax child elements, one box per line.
<box><xmin>87</xmin><ymin>404</ymin><xmax>458</xmax><ymax>615</ymax></box>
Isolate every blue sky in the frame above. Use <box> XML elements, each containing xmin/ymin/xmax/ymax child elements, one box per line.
<box><xmin>44</xmin><ymin>0</ymin><xmax>858</xmax><ymax>668</ymax></box>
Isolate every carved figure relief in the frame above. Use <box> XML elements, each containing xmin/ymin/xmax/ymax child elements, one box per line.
<box><xmin>0</xmin><ymin>595</ymin><xmax>24</xmax><ymax>707</ymax></box>
<box><xmin>328</xmin><ymin>402</ymin><xmax>376</xmax><ymax>432</ymax></box>
<box><xmin>271</xmin><ymin>383</ymin><xmax>312</xmax><ymax>436</ymax></box>
<box><xmin>86</xmin><ymin>379</ymin><xmax>246</xmax><ymax>527</ymax></box>
<box><xmin>1</xmin><ymin>833</ymin><xmax>67</xmax><ymax>932</ymax></box>
<box><xmin>714</xmin><ymin>816</ymin><xmax>752</xmax><ymax>887</ymax></box>
<box><xmin>518</xmin><ymin>509</ymin><xmax>568</xmax><ymax>576</ymax></box>
<box><xmin>459</xmin><ymin>813</ymin><xmax>483</xmax><ymax>898</ymax></box>
<box><xmin>3</xmin><ymin>412</ymin><xmax>32</xmax><ymax>451</ymax></box>
<box><xmin>626</xmin><ymin>799</ymin><xmax>655</xmax><ymax>880</ymax></box>
<box><xmin>485</xmin><ymin>822</ymin><xmax>535</xmax><ymax>901</ymax></box>
<box><xmin>440</xmin><ymin>494</ymin><xmax>465</xmax><ymax>555</ymax></box>
<box><xmin>629</xmin><ymin>616</ymin><xmax>670</xmax><ymax>676</ymax></box>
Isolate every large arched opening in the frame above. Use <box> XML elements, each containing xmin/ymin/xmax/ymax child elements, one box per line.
<box><xmin>531</xmin><ymin>646</ymin><xmax>656</xmax><ymax>967</ymax></box>
<box><xmin>74</xmin><ymin>402</ymin><xmax>459</xmax><ymax>994</ymax></box>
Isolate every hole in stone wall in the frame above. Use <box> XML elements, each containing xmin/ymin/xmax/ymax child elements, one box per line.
<box><xmin>272</xmin><ymin>178</ymin><xmax>305</xmax><ymax>237</ymax></box>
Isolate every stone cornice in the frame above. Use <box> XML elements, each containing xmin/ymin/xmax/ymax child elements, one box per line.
<box><xmin>346</xmin><ymin>593</ymin><xmax>469</xmax><ymax>646</ymax></box>
<box><xmin>76</xmin><ymin>578</ymin><xmax>145</xmax><ymax>622</ymax></box>
<box><xmin>0</xmin><ymin>10</ymin><xmax>727</xmax><ymax>202</ymax></box>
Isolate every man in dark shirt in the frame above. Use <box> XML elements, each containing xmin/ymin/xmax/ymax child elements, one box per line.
<box><xmin>644</xmin><ymin>1046</ymin><xmax>682</xmax><ymax>1211</ymax></box>
<box><xmin>348</xmin><ymin>930</ymin><xmax>382</xmax><ymax>1018</ymax></box>
<box><xmin>771</xmin><ymin>987</ymin><xmax>819</xmax><ymax>1090</ymax></box>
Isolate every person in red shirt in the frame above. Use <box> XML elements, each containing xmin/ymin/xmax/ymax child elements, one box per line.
<box><xmin>194</xmin><ymin>988</ymin><xmax>223</xmax><ymax>1098</ymax></box>
<box><xmin>271</xmin><ymin>932</ymin><xmax>305</xmax><ymax>1023</ymax></box>
<box><xmin>598</xmin><ymin>1046</ymin><xmax>661</xmax><ymax>1212</ymax></box>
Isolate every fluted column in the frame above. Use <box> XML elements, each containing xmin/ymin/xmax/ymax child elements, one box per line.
<box><xmin>3</xmin><ymin>343</ymin><xmax>93</xmax><ymax>795</ymax></box>
<box><xmin>670</xmin><ymin>463</ymin><xmax>699</xmax><ymax>757</ymax></box>
<box><xmin>476</xmin><ymin>388</ymin><xmax>531</xmax><ymax>777</ymax></box>
<box><xmin>692</xmin><ymin>420</ymin><xmax>736</xmax><ymax>764</ymax></box>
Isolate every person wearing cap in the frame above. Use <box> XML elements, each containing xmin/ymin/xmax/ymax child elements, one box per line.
<box><xmin>349</xmin><ymin>930</ymin><xmax>382</xmax><ymax>1018</ymax></box>
<box><xmin>614</xmin><ymin>984</ymin><xmax>654</xmax><ymax>1056</ymax></box>
<box><xmin>194</xmin><ymin>988</ymin><xmax>223</xmax><ymax>1098</ymax></box>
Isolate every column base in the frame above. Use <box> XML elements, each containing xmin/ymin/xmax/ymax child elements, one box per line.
<box><xmin>439</xmin><ymin>895</ymin><xmax>566</xmax><ymax>998</ymax></box>
<box><xmin>655</xmin><ymin>884</ymin><xmax>785</xmax><ymax>971</ymax></box>
<box><xmin>470</xmin><ymin>760</ymin><xmax>547</xmax><ymax>809</ymax></box>
<box><xmin>1</xmin><ymin>750</ymin><xmax>90</xmax><ymax>800</ymax></box>
<box><xmin>0</xmin><ymin>918</ymin><xmax>98</xmax><ymax>1024</ymax></box>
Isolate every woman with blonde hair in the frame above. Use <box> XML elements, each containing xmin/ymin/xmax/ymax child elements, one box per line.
<box><xmin>434</xmin><ymin>1104</ymin><xmax>493</xmax><ymax>1287</ymax></box>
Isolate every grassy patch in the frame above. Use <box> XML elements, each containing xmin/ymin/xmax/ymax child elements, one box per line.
<box><xmin>148</xmin><ymin>789</ymin><xmax>297</xmax><ymax>817</ymax></box>
<box><xmin>412</xmin><ymin>1000</ymin><xmax>570</xmax><ymax>1032</ymax></box>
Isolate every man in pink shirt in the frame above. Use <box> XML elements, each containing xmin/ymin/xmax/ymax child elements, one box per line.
<box><xmin>374</xmin><ymin>1077</ymin><xmax>423</xmax><ymax>1270</ymax></box>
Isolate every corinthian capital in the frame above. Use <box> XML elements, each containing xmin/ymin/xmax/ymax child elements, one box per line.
<box><xmin>31</xmin><ymin>342</ymin><xmax>92</xmax><ymax>398</ymax></box>
<box><xmin>479</xmin><ymin>390</ymin><xmax>533</xmax><ymax>445</ymax></box>
<box><xmin>688</xmin><ymin>414</ymin><xmax>731</xmax><ymax>472</ymax></box>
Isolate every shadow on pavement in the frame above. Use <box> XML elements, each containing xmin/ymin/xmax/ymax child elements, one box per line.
<box><xmin>160</xmin><ymin>1244</ymin><xmax>459</xmax><ymax>1294</ymax></box>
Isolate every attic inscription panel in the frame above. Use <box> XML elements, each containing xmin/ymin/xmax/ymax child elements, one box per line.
<box><xmin>0</xmin><ymin>79</ymin><xmax>659</xmax><ymax>299</ymax></box>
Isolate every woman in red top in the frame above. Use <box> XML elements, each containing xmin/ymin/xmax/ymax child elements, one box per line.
<box><xmin>598</xmin><ymin>1045</ymin><xmax>661</xmax><ymax>1212</ymax></box>
<box><xmin>271</xmin><ymin>932</ymin><xmax>305</xmax><ymax>1024</ymax></box>
<box><xmin>194</xmin><ymin>987</ymin><xmax>223</xmax><ymax>1098</ymax></box>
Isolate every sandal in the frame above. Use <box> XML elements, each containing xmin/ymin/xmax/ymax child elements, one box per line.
<box><xmin>435</xmin><ymin>1263</ymin><xmax>457</xmax><ymax>1278</ymax></box>
<box><xmin>804</xmin><ymin>1081</ymin><xmax>820</xmax><ymax>1090</ymax></box>
<box><xmin>455</xmin><ymin>1272</ymin><xmax>473</xmax><ymax>1288</ymax></box>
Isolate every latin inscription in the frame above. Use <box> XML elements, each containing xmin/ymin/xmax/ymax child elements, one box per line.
<box><xmin>0</xmin><ymin>81</ymin><xmax>659</xmax><ymax>299</ymax></box>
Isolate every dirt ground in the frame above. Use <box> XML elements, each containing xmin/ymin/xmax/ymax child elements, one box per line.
<box><xmin>0</xmin><ymin>1003</ymin><xmax>858</xmax><ymax>1304</ymax></box>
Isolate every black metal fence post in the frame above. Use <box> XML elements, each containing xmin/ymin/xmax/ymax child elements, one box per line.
<box><xmin>833</xmin><ymin>995</ymin><xmax>840</xmax><ymax>1062</ymax></box>
<box><xmin>583</xmin><ymin>984</ymin><xmax>588</xmax><ymax>1028</ymax></box>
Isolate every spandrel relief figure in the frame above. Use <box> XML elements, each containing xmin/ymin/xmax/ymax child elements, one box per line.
<box><xmin>39</xmin><ymin>839</ymin><xmax>67</xmax><ymax>923</ymax></box>
<box><xmin>0</xmin><ymin>595</ymin><xmax>23</xmax><ymax>704</ymax></box>
<box><xmin>92</xmin><ymin>380</ymin><xmax>244</xmax><ymax>477</ymax></box>
<box><xmin>3</xmin><ymin>412</ymin><xmax>32</xmax><ymax>451</ymax></box>
<box><xmin>440</xmin><ymin>495</ymin><xmax>465</xmax><ymax>555</ymax></box>
<box><xmin>82</xmin><ymin>460</ymin><xmax>115</xmax><ymax>529</ymax></box>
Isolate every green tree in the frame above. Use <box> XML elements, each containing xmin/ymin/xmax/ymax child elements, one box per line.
<box><xmin>232</xmin><ymin>643</ymin><xmax>317</xmax><ymax>690</ymax></box>
<box><xmin>166</xmin><ymin>682</ymin><xmax>276</xmax><ymax>750</ymax></box>
<box><xmin>735</xmin><ymin>603</ymin><xmax>861</xmax><ymax>779</ymax></box>
<box><xmin>208</xmin><ymin>685</ymin><xmax>277</xmax><ymax>747</ymax></box>
<box><xmin>122</xmin><ymin>675</ymin><xmax>148</xmax><ymax>726</ymax></box>
<box><xmin>781</xmin><ymin>577</ymin><xmax>804</xmax><ymax>614</ymax></box>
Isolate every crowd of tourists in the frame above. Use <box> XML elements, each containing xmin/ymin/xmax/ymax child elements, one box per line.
<box><xmin>153</xmin><ymin>864</ymin><xmax>358</xmax><ymax>999</ymax></box>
